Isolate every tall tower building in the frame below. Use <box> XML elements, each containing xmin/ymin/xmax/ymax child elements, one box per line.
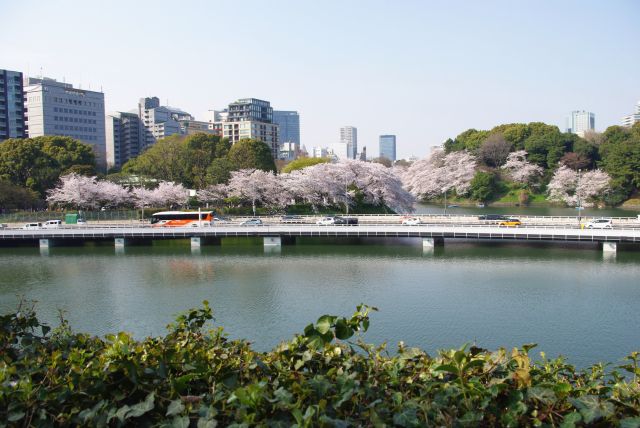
<box><xmin>340</xmin><ymin>126</ymin><xmax>357</xmax><ymax>159</ymax></box>
<box><xmin>106</xmin><ymin>112</ymin><xmax>144</xmax><ymax>169</ymax></box>
<box><xmin>379</xmin><ymin>135</ymin><xmax>397</xmax><ymax>161</ymax></box>
<box><xmin>621</xmin><ymin>101</ymin><xmax>640</xmax><ymax>128</ymax></box>
<box><xmin>565</xmin><ymin>111</ymin><xmax>595</xmax><ymax>137</ymax></box>
<box><xmin>273</xmin><ymin>110</ymin><xmax>300</xmax><ymax>160</ymax></box>
<box><xmin>137</xmin><ymin>96</ymin><xmax>193</xmax><ymax>148</ymax></box>
<box><xmin>0</xmin><ymin>69</ymin><xmax>27</xmax><ymax>141</ymax></box>
<box><xmin>223</xmin><ymin>98</ymin><xmax>279</xmax><ymax>159</ymax></box>
<box><xmin>24</xmin><ymin>77</ymin><xmax>106</xmax><ymax>169</ymax></box>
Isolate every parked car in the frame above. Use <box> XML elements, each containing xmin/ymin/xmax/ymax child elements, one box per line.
<box><xmin>22</xmin><ymin>222</ymin><xmax>42</xmax><ymax>230</ymax></box>
<box><xmin>583</xmin><ymin>218</ymin><xmax>613</xmax><ymax>229</ymax></box>
<box><xmin>212</xmin><ymin>216</ymin><xmax>230</xmax><ymax>224</ymax></box>
<box><xmin>240</xmin><ymin>218</ymin><xmax>263</xmax><ymax>226</ymax></box>
<box><xmin>43</xmin><ymin>220</ymin><xmax>63</xmax><ymax>229</ymax></box>
<box><xmin>0</xmin><ymin>223</ymin><xmax>7</xmax><ymax>229</ymax></box>
<box><xmin>498</xmin><ymin>218</ymin><xmax>522</xmax><ymax>227</ymax></box>
<box><xmin>401</xmin><ymin>217</ymin><xmax>422</xmax><ymax>225</ymax></box>
<box><xmin>316</xmin><ymin>216</ymin><xmax>336</xmax><ymax>225</ymax></box>
<box><xmin>76</xmin><ymin>218</ymin><xmax>87</xmax><ymax>225</ymax></box>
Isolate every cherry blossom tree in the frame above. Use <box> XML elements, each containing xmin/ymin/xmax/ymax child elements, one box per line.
<box><xmin>96</xmin><ymin>180</ymin><xmax>131</xmax><ymax>208</ymax></box>
<box><xmin>501</xmin><ymin>150</ymin><xmax>543</xmax><ymax>186</ymax></box>
<box><xmin>47</xmin><ymin>174</ymin><xmax>101</xmax><ymax>209</ymax></box>
<box><xmin>547</xmin><ymin>164</ymin><xmax>611</xmax><ymax>207</ymax></box>
<box><xmin>152</xmin><ymin>181</ymin><xmax>189</xmax><ymax>208</ymax></box>
<box><xmin>402</xmin><ymin>150</ymin><xmax>477</xmax><ymax>200</ymax></box>
<box><xmin>197</xmin><ymin>184</ymin><xmax>228</xmax><ymax>207</ymax></box>
<box><xmin>226</xmin><ymin>169</ymin><xmax>285</xmax><ymax>215</ymax></box>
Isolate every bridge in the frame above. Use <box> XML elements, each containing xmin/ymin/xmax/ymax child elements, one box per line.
<box><xmin>2</xmin><ymin>217</ymin><xmax>640</xmax><ymax>253</ymax></box>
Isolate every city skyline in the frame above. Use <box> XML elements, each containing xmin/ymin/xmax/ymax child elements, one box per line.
<box><xmin>1</xmin><ymin>1</ymin><xmax>639</xmax><ymax>159</ymax></box>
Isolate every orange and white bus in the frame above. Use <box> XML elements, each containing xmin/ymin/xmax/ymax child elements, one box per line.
<box><xmin>151</xmin><ymin>211</ymin><xmax>215</xmax><ymax>227</ymax></box>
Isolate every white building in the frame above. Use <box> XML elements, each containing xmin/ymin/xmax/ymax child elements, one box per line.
<box><xmin>24</xmin><ymin>77</ymin><xmax>106</xmax><ymax>170</ymax></box>
<box><xmin>138</xmin><ymin>97</ymin><xmax>194</xmax><ymax>146</ymax></box>
<box><xmin>222</xmin><ymin>120</ymin><xmax>279</xmax><ymax>159</ymax></box>
<box><xmin>565</xmin><ymin>110</ymin><xmax>595</xmax><ymax>137</ymax></box>
<box><xmin>312</xmin><ymin>146</ymin><xmax>328</xmax><ymax>158</ymax></box>
<box><xmin>340</xmin><ymin>126</ymin><xmax>357</xmax><ymax>159</ymax></box>
<box><xmin>621</xmin><ymin>101</ymin><xmax>640</xmax><ymax>128</ymax></box>
<box><xmin>330</xmin><ymin>141</ymin><xmax>349</xmax><ymax>160</ymax></box>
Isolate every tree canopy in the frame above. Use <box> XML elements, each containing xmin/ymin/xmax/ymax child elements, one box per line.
<box><xmin>282</xmin><ymin>157</ymin><xmax>331</xmax><ymax>173</ymax></box>
<box><xmin>0</xmin><ymin>136</ymin><xmax>95</xmax><ymax>195</ymax></box>
<box><xmin>227</xmin><ymin>138</ymin><xmax>276</xmax><ymax>172</ymax></box>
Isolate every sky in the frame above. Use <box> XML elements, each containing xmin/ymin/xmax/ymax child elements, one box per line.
<box><xmin>1</xmin><ymin>0</ymin><xmax>639</xmax><ymax>159</ymax></box>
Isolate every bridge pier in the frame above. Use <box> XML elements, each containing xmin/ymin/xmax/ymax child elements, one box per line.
<box><xmin>423</xmin><ymin>237</ymin><xmax>444</xmax><ymax>249</ymax></box>
<box><xmin>39</xmin><ymin>239</ymin><xmax>53</xmax><ymax>255</ymax></box>
<box><xmin>602</xmin><ymin>242</ymin><xmax>617</xmax><ymax>253</ymax></box>
<box><xmin>264</xmin><ymin>236</ymin><xmax>281</xmax><ymax>247</ymax></box>
<box><xmin>190</xmin><ymin>236</ymin><xmax>221</xmax><ymax>252</ymax></box>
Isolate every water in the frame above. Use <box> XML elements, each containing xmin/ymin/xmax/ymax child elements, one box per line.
<box><xmin>1</xmin><ymin>238</ymin><xmax>639</xmax><ymax>368</ymax></box>
<box><xmin>415</xmin><ymin>203</ymin><xmax>640</xmax><ymax>218</ymax></box>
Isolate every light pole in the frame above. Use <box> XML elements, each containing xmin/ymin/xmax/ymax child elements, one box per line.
<box><xmin>443</xmin><ymin>188</ymin><xmax>447</xmax><ymax>216</ymax></box>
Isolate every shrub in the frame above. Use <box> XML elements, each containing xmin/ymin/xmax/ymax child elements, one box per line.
<box><xmin>2</xmin><ymin>301</ymin><xmax>639</xmax><ymax>426</ymax></box>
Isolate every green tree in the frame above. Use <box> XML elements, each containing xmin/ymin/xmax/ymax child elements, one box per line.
<box><xmin>454</xmin><ymin>129</ymin><xmax>490</xmax><ymax>152</ymax></box>
<box><xmin>205</xmin><ymin>158</ymin><xmax>234</xmax><ymax>185</ymax></box>
<box><xmin>600</xmin><ymin>126</ymin><xmax>640</xmax><ymax>198</ymax></box>
<box><xmin>0</xmin><ymin>181</ymin><xmax>40</xmax><ymax>209</ymax></box>
<box><xmin>0</xmin><ymin>136</ymin><xmax>95</xmax><ymax>195</ymax></box>
<box><xmin>469</xmin><ymin>171</ymin><xmax>498</xmax><ymax>202</ymax></box>
<box><xmin>122</xmin><ymin>135</ymin><xmax>187</xmax><ymax>184</ymax></box>
<box><xmin>282</xmin><ymin>157</ymin><xmax>331</xmax><ymax>173</ymax></box>
<box><xmin>227</xmin><ymin>138</ymin><xmax>276</xmax><ymax>172</ymax></box>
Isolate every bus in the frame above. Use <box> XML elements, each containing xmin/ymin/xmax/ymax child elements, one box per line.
<box><xmin>150</xmin><ymin>211</ymin><xmax>215</xmax><ymax>227</ymax></box>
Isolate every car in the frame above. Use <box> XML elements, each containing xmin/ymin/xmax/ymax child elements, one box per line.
<box><xmin>240</xmin><ymin>218</ymin><xmax>263</xmax><ymax>226</ymax></box>
<box><xmin>281</xmin><ymin>215</ymin><xmax>303</xmax><ymax>223</ymax></box>
<box><xmin>212</xmin><ymin>216</ymin><xmax>230</xmax><ymax>224</ymax></box>
<box><xmin>336</xmin><ymin>216</ymin><xmax>358</xmax><ymax>225</ymax></box>
<box><xmin>316</xmin><ymin>216</ymin><xmax>336</xmax><ymax>225</ymax></box>
<box><xmin>22</xmin><ymin>222</ymin><xmax>42</xmax><ymax>230</ymax></box>
<box><xmin>478</xmin><ymin>214</ymin><xmax>508</xmax><ymax>221</ymax></box>
<box><xmin>401</xmin><ymin>217</ymin><xmax>422</xmax><ymax>225</ymax></box>
<box><xmin>584</xmin><ymin>218</ymin><xmax>613</xmax><ymax>229</ymax></box>
<box><xmin>499</xmin><ymin>218</ymin><xmax>521</xmax><ymax>227</ymax></box>
<box><xmin>43</xmin><ymin>220</ymin><xmax>62</xmax><ymax>229</ymax></box>
<box><xmin>77</xmin><ymin>218</ymin><xmax>87</xmax><ymax>225</ymax></box>
<box><xmin>0</xmin><ymin>223</ymin><xmax>7</xmax><ymax>229</ymax></box>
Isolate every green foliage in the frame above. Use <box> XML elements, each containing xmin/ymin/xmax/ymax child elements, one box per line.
<box><xmin>282</xmin><ymin>157</ymin><xmax>331</xmax><ymax>173</ymax></box>
<box><xmin>0</xmin><ymin>136</ymin><xmax>95</xmax><ymax>195</ymax></box>
<box><xmin>0</xmin><ymin>181</ymin><xmax>40</xmax><ymax>209</ymax></box>
<box><xmin>470</xmin><ymin>171</ymin><xmax>498</xmax><ymax>202</ymax></box>
<box><xmin>228</xmin><ymin>138</ymin><xmax>276</xmax><ymax>172</ymax></box>
<box><xmin>599</xmin><ymin>124</ymin><xmax>640</xmax><ymax>199</ymax></box>
<box><xmin>122</xmin><ymin>133</ymin><xmax>232</xmax><ymax>188</ymax></box>
<box><xmin>446</xmin><ymin>129</ymin><xmax>490</xmax><ymax>153</ymax></box>
<box><xmin>2</xmin><ymin>301</ymin><xmax>640</xmax><ymax>426</ymax></box>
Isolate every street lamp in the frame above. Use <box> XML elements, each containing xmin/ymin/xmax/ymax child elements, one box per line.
<box><xmin>577</xmin><ymin>168</ymin><xmax>582</xmax><ymax>225</ymax></box>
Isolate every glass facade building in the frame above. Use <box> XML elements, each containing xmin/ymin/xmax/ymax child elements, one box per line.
<box><xmin>228</xmin><ymin>98</ymin><xmax>273</xmax><ymax>123</ymax></box>
<box><xmin>379</xmin><ymin>134</ymin><xmax>397</xmax><ymax>161</ymax></box>
<box><xmin>0</xmin><ymin>69</ymin><xmax>26</xmax><ymax>141</ymax></box>
<box><xmin>565</xmin><ymin>111</ymin><xmax>595</xmax><ymax>136</ymax></box>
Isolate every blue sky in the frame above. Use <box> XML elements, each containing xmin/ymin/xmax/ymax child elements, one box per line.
<box><xmin>1</xmin><ymin>0</ymin><xmax>638</xmax><ymax>158</ymax></box>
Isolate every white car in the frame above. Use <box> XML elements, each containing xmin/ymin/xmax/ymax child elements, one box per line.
<box><xmin>316</xmin><ymin>217</ymin><xmax>336</xmax><ymax>225</ymax></box>
<box><xmin>584</xmin><ymin>218</ymin><xmax>613</xmax><ymax>229</ymax></box>
<box><xmin>401</xmin><ymin>217</ymin><xmax>422</xmax><ymax>225</ymax></box>
<box><xmin>43</xmin><ymin>220</ymin><xmax>62</xmax><ymax>229</ymax></box>
<box><xmin>22</xmin><ymin>222</ymin><xmax>42</xmax><ymax>230</ymax></box>
<box><xmin>77</xmin><ymin>219</ymin><xmax>87</xmax><ymax>225</ymax></box>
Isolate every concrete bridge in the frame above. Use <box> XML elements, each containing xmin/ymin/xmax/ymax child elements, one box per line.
<box><xmin>2</xmin><ymin>222</ymin><xmax>639</xmax><ymax>253</ymax></box>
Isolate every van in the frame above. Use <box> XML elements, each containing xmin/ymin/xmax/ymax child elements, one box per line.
<box><xmin>22</xmin><ymin>223</ymin><xmax>42</xmax><ymax>230</ymax></box>
<box><xmin>43</xmin><ymin>220</ymin><xmax>62</xmax><ymax>229</ymax></box>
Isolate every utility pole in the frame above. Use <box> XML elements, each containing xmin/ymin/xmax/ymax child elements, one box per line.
<box><xmin>577</xmin><ymin>169</ymin><xmax>582</xmax><ymax>226</ymax></box>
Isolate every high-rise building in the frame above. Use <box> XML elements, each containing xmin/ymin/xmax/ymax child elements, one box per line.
<box><xmin>228</xmin><ymin>98</ymin><xmax>273</xmax><ymax>122</ymax></box>
<box><xmin>312</xmin><ymin>146</ymin><xmax>328</xmax><ymax>158</ymax></box>
<box><xmin>273</xmin><ymin>110</ymin><xmax>300</xmax><ymax>160</ymax></box>
<box><xmin>24</xmin><ymin>77</ymin><xmax>106</xmax><ymax>169</ymax></box>
<box><xmin>379</xmin><ymin>135</ymin><xmax>397</xmax><ymax>161</ymax></box>
<box><xmin>105</xmin><ymin>112</ymin><xmax>144</xmax><ymax>170</ymax></box>
<box><xmin>330</xmin><ymin>141</ymin><xmax>349</xmax><ymax>160</ymax></box>
<box><xmin>0</xmin><ymin>69</ymin><xmax>27</xmax><ymax>141</ymax></box>
<box><xmin>138</xmin><ymin>97</ymin><xmax>193</xmax><ymax>147</ymax></box>
<box><xmin>565</xmin><ymin>110</ymin><xmax>595</xmax><ymax>137</ymax></box>
<box><xmin>621</xmin><ymin>101</ymin><xmax>640</xmax><ymax>128</ymax></box>
<box><xmin>340</xmin><ymin>126</ymin><xmax>357</xmax><ymax>159</ymax></box>
<box><xmin>223</xmin><ymin>98</ymin><xmax>279</xmax><ymax>159</ymax></box>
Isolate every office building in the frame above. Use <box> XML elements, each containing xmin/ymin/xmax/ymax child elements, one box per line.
<box><xmin>621</xmin><ymin>101</ymin><xmax>640</xmax><ymax>127</ymax></box>
<box><xmin>565</xmin><ymin>110</ymin><xmax>595</xmax><ymax>137</ymax></box>
<box><xmin>340</xmin><ymin>126</ymin><xmax>357</xmax><ymax>159</ymax></box>
<box><xmin>222</xmin><ymin>121</ymin><xmax>279</xmax><ymax>158</ymax></box>
<box><xmin>24</xmin><ymin>77</ymin><xmax>106</xmax><ymax>169</ymax></box>
<box><xmin>379</xmin><ymin>135</ymin><xmax>397</xmax><ymax>161</ymax></box>
<box><xmin>330</xmin><ymin>141</ymin><xmax>349</xmax><ymax>160</ymax></box>
<box><xmin>138</xmin><ymin>96</ymin><xmax>193</xmax><ymax>146</ymax></box>
<box><xmin>312</xmin><ymin>146</ymin><xmax>328</xmax><ymax>158</ymax></box>
<box><xmin>222</xmin><ymin>98</ymin><xmax>279</xmax><ymax>159</ymax></box>
<box><xmin>273</xmin><ymin>110</ymin><xmax>300</xmax><ymax>159</ymax></box>
<box><xmin>0</xmin><ymin>69</ymin><xmax>27</xmax><ymax>141</ymax></box>
<box><xmin>179</xmin><ymin>119</ymin><xmax>220</xmax><ymax>136</ymax></box>
<box><xmin>228</xmin><ymin>98</ymin><xmax>273</xmax><ymax>122</ymax></box>
<box><xmin>106</xmin><ymin>112</ymin><xmax>144</xmax><ymax>169</ymax></box>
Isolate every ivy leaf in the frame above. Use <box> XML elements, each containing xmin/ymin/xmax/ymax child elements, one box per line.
<box><xmin>569</xmin><ymin>396</ymin><xmax>614</xmax><ymax>424</ymax></box>
<box><xmin>166</xmin><ymin>399</ymin><xmax>185</xmax><ymax>417</ymax></box>
<box><xmin>127</xmin><ymin>392</ymin><xmax>155</xmax><ymax>418</ymax></box>
<box><xmin>526</xmin><ymin>387</ymin><xmax>557</xmax><ymax>405</ymax></box>
<box><xmin>315</xmin><ymin>315</ymin><xmax>335</xmax><ymax>335</ymax></box>
<box><xmin>559</xmin><ymin>411</ymin><xmax>582</xmax><ymax>428</ymax></box>
<box><xmin>620</xmin><ymin>417</ymin><xmax>640</xmax><ymax>428</ymax></box>
<box><xmin>434</xmin><ymin>364</ymin><xmax>459</xmax><ymax>376</ymax></box>
<box><xmin>8</xmin><ymin>411</ymin><xmax>25</xmax><ymax>422</ymax></box>
<box><xmin>335</xmin><ymin>319</ymin><xmax>353</xmax><ymax>340</ymax></box>
<box><xmin>171</xmin><ymin>416</ymin><xmax>190</xmax><ymax>428</ymax></box>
